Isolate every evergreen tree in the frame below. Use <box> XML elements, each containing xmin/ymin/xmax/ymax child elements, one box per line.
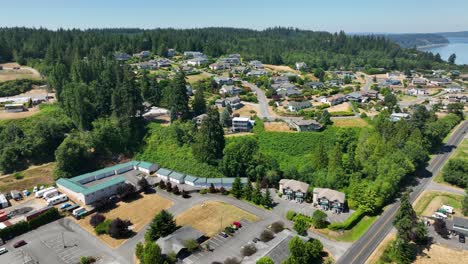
<box><xmin>231</xmin><ymin>177</ymin><xmax>243</xmax><ymax>199</ymax></box>
<box><xmin>252</xmin><ymin>179</ymin><xmax>263</xmax><ymax>205</ymax></box>
<box><xmin>319</xmin><ymin>110</ymin><xmax>332</xmax><ymax>125</ymax></box>
<box><xmin>226</xmin><ymin>103</ymin><xmax>233</xmax><ymax>115</ymax></box>
<box><xmin>394</xmin><ymin>191</ymin><xmax>427</xmax><ymax>244</ymax></box>
<box><xmin>192</xmin><ymin>108</ymin><xmax>225</xmax><ymax>165</ymax></box>
<box><xmin>146</xmin><ymin>210</ymin><xmax>177</xmax><ymax>241</ymax></box>
<box><xmin>262</xmin><ymin>187</ymin><xmax>272</xmax><ymax>208</ymax></box>
<box><xmin>169</xmin><ymin>71</ymin><xmax>190</xmax><ymax>120</ymax></box>
<box><xmin>243</xmin><ymin>179</ymin><xmax>253</xmax><ymax>201</ymax></box>
<box><xmin>192</xmin><ymin>86</ymin><xmax>206</xmax><ymax>116</ymax></box>
<box><xmin>448</xmin><ymin>53</ymin><xmax>456</xmax><ymax>64</ymax></box>
<box><xmin>140</xmin><ymin>71</ymin><xmax>159</xmax><ymax>106</ymax></box>
<box><xmin>220</xmin><ymin>108</ymin><xmax>231</xmax><ymax>128</ymax></box>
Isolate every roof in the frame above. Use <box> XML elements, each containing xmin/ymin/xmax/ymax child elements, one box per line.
<box><xmin>157</xmin><ymin>168</ymin><xmax>172</xmax><ymax>177</ymax></box>
<box><xmin>293</xmin><ymin>119</ymin><xmax>321</xmax><ymax>127</ymax></box>
<box><xmin>453</xmin><ymin>216</ymin><xmax>468</xmax><ymax>228</ymax></box>
<box><xmin>184</xmin><ymin>175</ymin><xmax>198</xmax><ymax>183</ymax></box>
<box><xmin>137</xmin><ymin>161</ymin><xmax>155</xmax><ymax>170</ymax></box>
<box><xmin>156</xmin><ymin>226</ymin><xmax>204</xmax><ymax>255</ymax></box>
<box><xmin>57</xmin><ymin>176</ymin><xmax>126</xmax><ymax>195</ymax></box>
<box><xmin>313</xmin><ymin>188</ymin><xmax>345</xmax><ymax>202</ymax></box>
<box><xmin>279</xmin><ymin>179</ymin><xmax>309</xmax><ymax>193</ymax></box>
<box><xmin>207</xmin><ymin>178</ymin><xmax>222</xmax><ymax>184</ymax></box>
<box><xmin>288</xmin><ymin>101</ymin><xmax>311</xmax><ymax>107</ymax></box>
<box><xmin>232</xmin><ymin>117</ymin><xmax>250</xmax><ymax>122</ymax></box>
<box><xmin>169</xmin><ymin>171</ymin><xmax>185</xmax><ymax>181</ymax></box>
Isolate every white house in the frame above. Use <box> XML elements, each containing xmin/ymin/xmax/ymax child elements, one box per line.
<box><xmin>232</xmin><ymin>117</ymin><xmax>255</xmax><ymax>132</ymax></box>
<box><xmin>187</xmin><ymin>57</ymin><xmax>209</xmax><ymax>66</ymax></box>
<box><xmin>390</xmin><ymin>113</ymin><xmax>410</xmax><ymax>122</ymax></box>
<box><xmin>407</xmin><ymin>88</ymin><xmax>428</xmax><ymax>96</ymax></box>
<box><xmin>220</xmin><ymin>85</ymin><xmax>243</xmax><ymax>96</ymax></box>
<box><xmin>288</xmin><ymin>101</ymin><xmax>312</xmax><ymax>112</ymax></box>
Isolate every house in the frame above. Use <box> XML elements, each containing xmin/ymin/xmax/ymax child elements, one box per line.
<box><xmin>156</xmin><ymin>226</ymin><xmax>204</xmax><ymax>256</ymax></box>
<box><xmin>187</xmin><ymin>57</ymin><xmax>209</xmax><ymax>66</ymax></box>
<box><xmin>276</xmin><ymin>87</ymin><xmax>301</xmax><ymax>98</ymax></box>
<box><xmin>279</xmin><ymin>179</ymin><xmax>309</xmax><ymax>203</ymax></box>
<box><xmin>192</xmin><ymin>177</ymin><xmax>207</xmax><ymax>188</ymax></box>
<box><xmin>231</xmin><ymin>66</ymin><xmax>248</xmax><ymax>74</ymax></box>
<box><xmin>295</xmin><ymin>62</ymin><xmax>307</xmax><ymax>71</ymax></box>
<box><xmin>57</xmin><ymin>161</ymin><xmax>158</xmax><ymax>205</ymax></box>
<box><xmin>133</xmin><ymin>51</ymin><xmax>151</xmax><ymax>59</ymax></box>
<box><xmin>220</xmin><ymin>85</ymin><xmax>243</xmax><ymax>96</ymax></box>
<box><xmin>412</xmin><ymin>78</ymin><xmax>427</xmax><ymax>86</ymax></box>
<box><xmin>387</xmin><ymin>71</ymin><xmax>402</xmax><ymax>78</ymax></box>
<box><xmin>183</xmin><ymin>51</ymin><xmax>204</xmax><ymax>58</ymax></box>
<box><xmin>232</xmin><ymin>117</ymin><xmax>255</xmax><ymax>132</ymax></box>
<box><xmin>305</xmin><ymin>82</ymin><xmax>324</xmax><ymax>89</ymax></box>
<box><xmin>444</xmin><ymin>86</ymin><xmax>464</xmax><ymax>93</ymax></box>
<box><xmin>247</xmin><ymin>70</ymin><xmax>268</xmax><ymax>77</ymax></box>
<box><xmin>214</xmin><ymin>77</ymin><xmax>234</xmax><ymax>86</ymax></box>
<box><xmin>313</xmin><ymin>188</ymin><xmax>346</xmax><ymax>213</ymax></box>
<box><xmin>390</xmin><ymin>113</ymin><xmax>410</xmax><ymax>122</ymax></box>
<box><xmin>114</xmin><ymin>52</ymin><xmax>131</xmax><ymax>61</ymax></box>
<box><xmin>287</xmin><ymin>101</ymin><xmax>312</xmax><ymax>112</ymax></box>
<box><xmin>0</xmin><ymin>193</ymin><xmax>8</xmax><ymax>208</ymax></box>
<box><xmin>323</xmin><ymin>94</ymin><xmax>345</xmax><ymax>105</ymax></box>
<box><xmin>209</xmin><ymin>62</ymin><xmax>230</xmax><ymax>71</ymax></box>
<box><xmin>218</xmin><ymin>56</ymin><xmax>241</xmax><ymax>65</ymax></box>
<box><xmin>183</xmin><ymin>175</ymin><xmax>199</xmax><ymax>186</ymax></box>
<box><xmin>249</xmin><ymin>60</ymin><xmax>264</xmax><ymax>69</ymax></box>
<box><xmin>365</xmin><ymin>90</ymin><xmax>379</xmax><ymax>99</ymax></box>
<box><xmin>271</xmin><ymin>76</ymin><xmax>290</xmax><ymax>84</ymax></box>
<box><xmin>168</xmin><ymin>171</ymin><xmax>186</xmax><ymax>184</ymax></box>
<box><xmin>407</xmin><ymin>88</ymin><xmax>429</xmax><ymax>96</ymax></box>
<box><xmin>452</xmin><ymin>217</ymin><xmax>468</xmax><ymax>235</ymax></box>
<box><xmin>288</xmin><ymin>119</ymin><xmax>322</xmax><ymax>132</ymax></box>
<box><xmin>167</xmin><ymin>49</ymin><xmax>176</xmax><ymax>57</ymax></box>
<box><xmin>215</xmin><ymin>99</ymin><xmax>225</xmax><ymax>108</ymax></box>
<box><xmin>193</xmin><ymin>114</ymin><xmax>207</xmax><ymax>126</ymax></box>
<box><xmin>345</xmin><ymin>92</ymin><xmax>363</xmax><ymax>102</ymax></box>
<box><xmin>156</xmin><ymin>58</ymin><xmax>172</xmax><ymax>68</ymax></box>
<box><xmin>134</xmin><ymin>61</ymin><xmax>158</xmax><ymax>70</ymax></box>
<box><xmin>430</xmin><ymin>78</ymin><xmax>451</xmax><ymax>86</ymax></box>
<box><xmin>156</xmin><ymin>168</ymin><xmax>172</xmax><ymax>181</ymax></box>
<box><xmin>225</xmin><ymin>96</ymin><xmax>242</xmax><ymax>109</ymax></box>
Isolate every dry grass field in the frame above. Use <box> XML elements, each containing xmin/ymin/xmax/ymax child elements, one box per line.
<box><xmin>328</xmin><ymin>102</ymin><xmax>352</xmax><ymax>113</ymax></box>
<box><xmin>76</xmin><ymin>193</ymin><xmax>173</xmax><ymax>248</ymax></box>
<box><xmin>233</xmin><ymin>104</ymin><xmax>258</xmax><ymax>117</ymax></box>
<box><xmin>414</xmin><ymin>244</ymin><xmax>468</xmax><ymax>264</ymax></box>
<box><xmin>332</xmin><ymin>118</ymin><xmax>370</xmax><ymax>128</ymax></box>
<box><xmin>264</xmin><ymin>121</ymin><xmax>294</xmax><ymax>132</ymax></box>
<box><xmin>186</xmin><ymin>72</ymin><xmax>212</xmax><ymax>84</ymax></box>
<box><xmin>264</xmin><ymin>64</ymin><xmax>299</xmax><ymax>74</ymax></box>
<box><xmin>176</xmin><ymin>201</ymin><xmax>259</xmax><ymax>237</ymax></box>
<box><xmin>0</xmin><ymin>63</ymin><xmax>42</xmax><ymax>82</ymax></box>
<box><xmin>0</xmin><ymin>163</ymin><xmax>55</xmax><ymax>193</ymax></box>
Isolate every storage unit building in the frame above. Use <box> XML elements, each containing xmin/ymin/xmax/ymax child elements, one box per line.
<box><xmin>168</xmin><ymin>171</ymin><xmax>185</xmax><ymax>184</ymax></box>
<box><xmin>156</xmin><ymin>168</ymin><xmax>172</xmax><ymax>181</ymax></box>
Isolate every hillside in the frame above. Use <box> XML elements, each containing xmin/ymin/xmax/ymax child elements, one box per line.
<box><xmin>386</xmin><ymin>33</ymin><xmax>449</xmax><ymax>48</ymax></box>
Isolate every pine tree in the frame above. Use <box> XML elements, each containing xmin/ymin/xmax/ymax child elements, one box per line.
<box><xmin>394</xmin><ymin>191</ymin><xmax>417</xmax><ymax>242</ymax></box>
<box><xmin>169</xmin><ymin>71</ymin><xmax>189</xmax><ymax>120</ymax></box>
<box><xmin>220</xmin><ymin>108</ymin><xmax>231</xmax><ymax>128</ymax></box>
<box><xmin>243</xmin><ymin>179</ymin><xmax>253</xmax><ymax>201</ymax></box>
<box><xmin>192</xmin><ymin>87</ymin><xmax>206</xmax><ymax>116</ymax></box>
<box><xmin>263</xmin><ymin>187</ymin><xmax>272</xmax><ymax>208</ymax></box>
<box><xmin>231</xmin><ymin>177</ymin><xmax>243</xmax><ymax>199</ymax></box>
<box><xmin>192</xmin><ymin>108</ymin><xmax>225</xmax><ymax>165</ymax></box>
<box><xmin>252</xmin><ymin>179</ymin><xmax>263</xmax><ymax>205</ymax></box>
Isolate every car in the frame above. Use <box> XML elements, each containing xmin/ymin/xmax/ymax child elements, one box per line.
<box><xmin>22</xmin><ymin>190</ymin><xmax>30</xmax><ymax>196</ymax></box>
<box><xmin>60</xmin><ymin>203</ymin><xmax>71</xmax><ymax>209</ymax></box>
<box><xmin>33</xmin><ymin>186</ymin><xmax>38</xmax><ymax>193</ymax></box>
<box><xmin>13</xmin><ymin>240</ymin><xmax>27</xmax><ymax>248</ymax></box>
<box><xmin>0</xmin><ymin>247</ymin><xmax>7</xmax><ymax>255</ymax></box>
<box><xmin>219</xmin><ymin>232</ymin><xmax>228</xmax><ymax>238</ymax></box>
<box><xmin>460</xmin><ymin>234</ymin><xmax>466</xmax><ymax>243</ymax></box>
<box><xmin>233</xmin><ymin>221</ymin><xmax>242</xmax><ymax>228</ymax></box>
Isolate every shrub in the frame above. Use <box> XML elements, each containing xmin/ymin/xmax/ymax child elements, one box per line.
<box><xmin>293</xmin><ymin>217</ymin><xmax>310</xmax><ymax>236</ymax></box>
<box><xmin>80</xmin><ymin>256</ymin><xmax>96</xmax><ymax>264</ymax></box>
<box><xmin>360</xmin><ymin>112</ymin><xmax>368</xmax><ymax>118</ymax></box>
<box><xmin>259</xmin><ymin>230</ymin><xmax>274</xmax><ymax>242</ymax></box>
<box><xmin>166</xmin><ymin>181</ymin><xmax>173</xmax><ymax>192</ymax></box>
<box><xmin>95</xmin><ymin>220</ymin><xmax>111</xmax><ymax>235</ymax></box>
<box><xmin>209</xmin><ymin>183</ymin><xmax>217</xmax><ymax>193</ymax></box>
<box><xmin>219</xmin><ymin>187</ymin><xmax>228</xmax><ymax>195</ymax></box>
<box><xmin>159</xmin><ymin>180</ymin><xmax>166</xmax><ymax>190</ymax></box>
<box><xmin>138</xmin><ymin>177</ymin><xmax>151</xmax><ymax>192</ymax></box>
<box><xmin>270</xmin><ymin>221</ymin><xmax>284</xmax><ymax>233</ymax></box>
<box><xmin>224</xmin><ymin>257</ymin><xmax>241</xmax><ymax>264</ymax></box>
<box><xmin>328</xmin><ymin>209</ymin><xmax>365</xmax><ymax>231</ymax></box>
<box><xmin>90</xmin><ymin>213</ymin><xmax>106</xmax><ymax>227</ymax></box>
<box><xmin>108</xmin><ymin>218</ymin><xmax>132</xmax><ymax>238</ymax></box>
<box><xmin>116</xmin><ymin>183</ymin><xmax>136</xmax><ymax>199</ymax></box>
<box><xmin>184</xmin><ymin>239</ymin><xmax>199</xmax><ymax>252</ymax></box>
<box><xmin>13</xmin><ymin>172</ymin><xmax>24</xmax><ymax>180</ymax></box>
<box><xmin>224</xmin><ymin>226</ymin><xmax>235</xmax><ymax>234</ymax></box>
<box><xmin>241</xmin><ymin>244</ymin><xmax>257</xmax><ymax>256</ymax></box>
<box><xmin>286</xmin><ymin>210</ymin><xmax>297</xmax><ymax>221</ymax></box>
<box><xmin>173</xmin><ymin>185</ymin><xmax>180</xmax><ymax>195</ymax></box>
<box><xmin>311</xmin><ymin>210</ymin><xmax>328</xmax><ymax>229</ymax></box>
<box><xmin>433</xmin><ymin>218</ymin><xmax>449</xmax><ymax>238</ymax></box>
<box><xmin>200</xmin><ymin>189</ymin><xmax>208</xmax><ymax>195</ymax></box>
<box><xmin>182</xmin><ymin>189</ymin><xmax>190</xmax><ymax>198</ymax></box>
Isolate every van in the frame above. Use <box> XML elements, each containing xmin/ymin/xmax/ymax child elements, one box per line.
<box><xmin>46</xmin><ymin>194</ymin><xmax>68</xmax><ymax>206</ymax></box>
<box><xmin>441</xmin><ymin>205</ymin><xmax>454</xmax><ymax>214</ymax></box>
<box><xmin>72</xmin><ymin>207</ymin><xmax>87</xmax><ymax>217</ymax></box>
<box><xmin>0</xmin><ymin>247</ymin><xmax>7</xmax><ymax>255</ymax></box>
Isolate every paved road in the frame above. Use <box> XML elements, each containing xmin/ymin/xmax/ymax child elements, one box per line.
<box><xmin>337</xmin><ymin>120</ymin><xmax>468</xmax><ymax>264</ymax></box>
<box><xmin>242</xmin><ymin>81</ymin><xmax>273</xmax><ymax>121</ymax></box>
<box><xmin>427</xmin><ymin>180</ymin><xmax>466</xmax><ymax>196</ymax></box>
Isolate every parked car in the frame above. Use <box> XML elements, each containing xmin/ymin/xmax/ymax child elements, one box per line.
<box><xmin>460</xmin><ymin>234</ymin><xmax>465</xmax><ymax>243</ymax></box>
<box><xmin>219</xmin><ymin>232</ymin><xmax>228</xmax><ymax>238</ymax></box>
<box><xmin>60</xmin><ymin>203</ymin><xmax>71</xmax><ymax>210</ymax></box>
<box><xmin>22</xmin><ymin>190</ymin><xmax>30</xmax><ymax>196</ymax></box>
<box><xmin>33</xmin><ymin>186</ymin><xmax>38</xmax><ymax>193</ymax></box>
<box><xmin>233</xmin><ymin>221</ymin><xmax>242</xmax><ymax>228</ymax></box>
<box><xmin>13</xmin><ymin>240</ymin><xmax>27</xmax><ymax>248</ymax></box>
<box><xmin>0</xmin><ymin>247</ymin><xmax>7</xmax><ymax>255</ymax></box>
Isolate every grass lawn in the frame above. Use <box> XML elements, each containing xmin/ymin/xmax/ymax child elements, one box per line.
<box><xmin>397</xmin><ymin>94</ymin><xmax>417</xmax><ymax>102</ymax></box>
<box><xmin>0</xmin><ymin>163</ymin><xmax>55</xmax><ymax>193</ymax></box>
<box><xmin>316</xmin><ymin>215</ymin><xmax>378</xmax><ymax>242</ymax></box>
<box><xmin>76</xmin><ymin>193</ymin><xmax>173</xmax><ymax>248</ymax></box>
<box><xmin>186</xmin><ymin>72</ymin><xmax>212</xmax><ymax>84</ymax></box>
<box><xmin>176</xmin><ymin>201</ymin><xmax>259</xmax><ymax>237</ymax></box>
<box><xmin>365</xmin><ymin>233</ymin><xmax>396</xmax><ymax>264</ymax></box>
<box><xmin>332</xmin><ymin>118</ymin><xmax>370</xmax><ymax>128</ymax></box>
<box><xmin>434</xmin><ymin>138</ymin><xmax>468</xmax><ymax>184</ymax></box>
<box><xmin>413</xmin><ymin>191</ymin><xmax>463</xmax><ymax>217</ymax></box>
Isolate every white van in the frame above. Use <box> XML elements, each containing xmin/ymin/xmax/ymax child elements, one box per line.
<box><xmin>441</xmin><ymin>205</ymin><xmax>454</xmax><ymax>214</ymax></box>
<box><xmin>0</xmin><ymin>247</ymin><xmax>7</xmax><ymax>255</ymax></box>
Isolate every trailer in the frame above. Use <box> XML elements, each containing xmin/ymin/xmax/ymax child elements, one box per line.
<box><xmin>35</xmin><ymin>187</ymin><xmax>55</xmax><ymax>198</ymax></box>
<box><xmin>46</xmin><ymin>194</ymin><xmax>68</xmax><ymax>206</ymax></box>
<box><xmin>72</xmin><ymin>207</ymin><xmax>87</xmax><ymax>218</ymax></box>
<box><xmin>0</xmin><ymin>194</ymin><xmax>8</xmax><ymax>209</ymax></box>
<box><xmin>42</xmin><ymin>189</ymin><xmax>59</xmax><ymax>199</ymax></box>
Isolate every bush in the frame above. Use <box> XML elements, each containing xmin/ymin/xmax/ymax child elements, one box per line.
<box><xmin>90</xmin><ymin>213</ymin><xmax>106</xmax><ymax>227</ymax></box>
<box><xmin>286</xmin><ymin>210</ymin><xmax>297</xmax><ymax>221</ymax></box>
<box><xmin>173</xmin><ymin>185</ymin><xmax>180</xmax><ymax>195</ymax></box>
<box><xmin>13</xmin><ymin>172</ymin><xmax>24</xmax><ymax>180</ymax></box>
<box><xmin>184</xmin><ymin>239</ymin><xmax>199</xmax><ymax>252</ymax></box>
<box><xmin>328</xmin><ymin>209</ymin><xmax>365</xmax><ymax>231</ymax></box>
<box><xmin>80</xmin><ymin>256</ymin><xmax>96</xmax><ymax>264</ymax></box>
<box><xmin>259</xmin><ymin>230</ymin><xmax>274</xmax><ymax>242</ymax></box>
<box><xmin>224</xmin><ymin>257</ymin><xmax>241</xmax><ymax>264</ymax></box>
<box><xmin>158</xmin><ymin>180</ymin><xmax>166</xmax><ymax>190</ymax></box>
<box><xmin>293</xmin><ymin>217</ymin><xmax>310</xmax><ymax>236</ymax></box>
<box><xmin>209</xmin><ymin>183</ymin><xmax>217</xmax><ymax>193</ymax></box>
<box><xmin>95</xmin><ymin>220</ymin><xmax>111</xmax><ymax>235</ymax></box>
<box><xmin>219</xmin><ymin>187</ymin><xmax>228</xmax><ymax>195</ymax></box>
<box><xmin>270</xmin><ymin>221</ymin><xmax>285</xmax><ymax>233</ymax></box>
<box><xmin>241</xmin><ymin>244</ymin><xmax>257</xmax><ymax>256</ymax></box>
<box><xmin>311</xmin><ymin>210</ymin><xmax>328</xmax><ymax>229</ymax></box>
<box><xmin>182</xmin><ymin>189</ymin><xmax>190</xmax><ymax>198</ymax></box>
<box><xmin>360</xmin><ymin>112</ymin><xmax>368</xmax><ymax>118</ymax></box>
<box><xmin>224</xmin><ymin>226</ymin><xmax>235</xmax><ymax>234</ymax></box>
<box><xmin>116</xmin><ymin>183</ymin><xmax>136</xmax><ymax>199</ymax></box>
<box><xmin>200</xmin><ymin>189</ymin><xmax>208</xmax><ymax>195</ymax></box>
<box><xmin>28</xmin><ymin>207</ymin><xmax>62</xmax><ymax>230</ymax></box>
<box><xmin>138</xmin><ymin>177</ymin><xmax>151</xmax><ymax>192</ymax></box>
<box><xmin>108</xmin><ymin>218</ymin><xmax>132</xmax><ymax>238</ymax></box>
<box><xmin>166</xmin><ymin>181</ymin><xmax>173</xmax><ymax>192</ymax></box>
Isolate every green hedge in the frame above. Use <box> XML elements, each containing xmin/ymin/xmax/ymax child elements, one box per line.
<box><xmin>328</xmin><ymin>209</ymin><xmax>365</xmax><ymax>231</ymax></box>
<box><xmin>330</xmin><ymin>111</ymin><xmax>355</xmax><ymax>117</ymax></box>
<box><xmin>0</xmin><ymin>207</ymin><xmax>62</xmax><ymax>240</ymax></box>
<box><xmin>0</xmin><ymin>79</ymin><xmax>45</xmax><ymax>97</ymax></box>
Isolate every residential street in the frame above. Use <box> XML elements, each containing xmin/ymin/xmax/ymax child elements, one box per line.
<box><xmin>242</xmin><ymin>81</ymin><xmax>273</xmax><ymax>121</ymax></box>
<box><xmin>337</xmin><ymin>120</ymin><xmax>468</xmax><ymax>264</ymax></box>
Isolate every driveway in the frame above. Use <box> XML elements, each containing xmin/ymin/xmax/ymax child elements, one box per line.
<box><xmin>242</xmin><ymin>81</ymin><xmax>273</xmax><ymax>121</ymax></box>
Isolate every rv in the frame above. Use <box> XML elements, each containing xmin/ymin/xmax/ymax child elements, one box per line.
<box><xmin>42</xmin><ymin>189</ymin><xmax>59</xmax><ymax>199</ymax></box>
<box><xmin>440</xmin><ymin>205</ymin><xmax>454</xmax><ymax>214</ymax></box>
<box><xmin>72</xmin><ymin>207</ymin><xmax>87</xmax><ymax>218</ymax></box>
<box><xmin>35</xmin><ymin>187</ymin><xmax>55</xmax><ymax>198</ymax></box>
<box><xmin>46</xmin><ymin>194</ymin><xmax>68</xmax><ymax>206</ymax></box>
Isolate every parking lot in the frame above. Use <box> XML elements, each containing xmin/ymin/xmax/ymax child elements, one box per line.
<box><xmin>0</xmin><ymin>218</ymin><xmax>125</xmax><ymax>264</ymax></box>
<box><xmin>2</xmin><ymin>196</ymin><xmax>48</xmax><ymax>224</ymax></box>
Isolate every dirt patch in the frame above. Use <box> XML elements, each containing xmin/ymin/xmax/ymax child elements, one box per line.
<box><xmin>176</xmin><ymin>201</ymin><xmax>259</xmax><ymax>237</ymax></box>
<box><xmin>264</xmin><ymin>121</ymin><xmax>294</xmax><ymax>132</ymax></box>
<box><xmin>0</xmin><ymin>106</ymin><xmax>41</xmax><ymax>120</ymax></box>
<box><xmin>0</xmin><ymin>63</ymin><xmax>42</xmax><ymax>82</ymax></box>
<box><xmin>0</xmin><ymin>163</ymin><xmax>55</xmax><ymax>193</ymax></box>
<box><xmin>414</xmin><ymin>244</ymin><xmax>468</xmax><ymax>264</ymax></box>
<box><xmin>76</xmin><ymin>193</ymin><xmax>173</xmax><ymax>248</ymax></box>
<box><xmin>328</xmin><ymin>102</ymin><xmax>351</xmax><ymax>113</ymax></box>
<box><xmin>233</xmin><ymin>104</ymin><xmax>258</xmax><ymax>117</ymax></box>
<box><xmin>264</xmin><ymin>64</ymin><xmax>300</xmax><ymax>74</ymax></box>
<box><xmin>332</xmin><ymin>118</ymin><xmax>370</xmax><ymax>128</ymax></box>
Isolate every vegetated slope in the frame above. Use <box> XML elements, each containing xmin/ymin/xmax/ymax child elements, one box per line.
<box><xmin>438</xmin><ymin>31</ymin><xmax>468</xmax><ymax>38</ymax></box>
<box><xmin>386</xmin><ymin>33</ymin><xmax>449</xmax><ymax>48</ymax></box>
<box><xmin>0</xmin><ymin>79</ymin><xmax>45</xmax><ymax>97</ymax></box>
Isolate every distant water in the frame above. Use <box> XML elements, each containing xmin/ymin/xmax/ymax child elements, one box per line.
<box><xmin>419</xmin><ymin>37</ymin><xmax>468</xmax><ymax>65</ymax></box>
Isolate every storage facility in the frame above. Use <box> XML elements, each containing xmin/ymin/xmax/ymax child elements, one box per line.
<box><xmin>0</xmin><ymin>193</ymin><xmax>8</xmax><ymax>208</ymax></box>
<box><xmin>56</xmin><ymin>161</ymin><xmax>157</xmax><ymax>205</ymax></box>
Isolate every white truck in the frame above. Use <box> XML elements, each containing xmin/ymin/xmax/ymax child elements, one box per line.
<box><xmin>42</xmin><ymin>189</ymin><xmax>59</xmax><ymax>199</ymax></box>
<box><xmin>440</xmin><ymin>205</ymin><xmax>454</xmax><ymax>214</ymax></box>
<box><xmin>46</xmin><ymin>194</ymin><xmax>68</xmax><ymax>206</ymax></box>
<box><xmin>72</xmin><ymin>207</ymin><xmax>87</xmax><ymax>218</ymax></box>
<box><xmin>35</xmin><ymin>186</ymin><xmax>55</xmax><ymax>198</ymax></box>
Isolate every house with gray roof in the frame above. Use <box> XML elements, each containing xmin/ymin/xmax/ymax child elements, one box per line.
<box><xmin>313</xmin><ymin>187</ymin><xmax>346</xmax><ymax>213</ymax></box>
<box><xmin>279</xmin><ymin>179</ymin><xmax>309</xmax><ymax>203</ymax></box>
<box><xmin>220</xmin><ymin>85</ymin><xmax>242</xmax><ymax>96</ymax></box>
<box><xmin>156</xmin><ymin>226</ymin><xmax>204</xmax><ymax>256</ymax></box>
<box><xmin>288</xmin><ymin>119</ymin><xmax>322</xmax><ymax>132</ymax></box>
<box><xmin>287</xmin><ymin>101</ymin><xmax>312</xmax><ymax>112</ymax></box>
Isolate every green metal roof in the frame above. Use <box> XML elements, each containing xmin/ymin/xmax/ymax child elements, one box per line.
<box><xmin>56</xmin><ymin>178</ymin><xmax>86</xmax><ymax>193</ymax></box>
<box><xmin>221</xmin><ymin>178</ymin><xmax>235</xmax><ymax>184</ymax></box>
<box><xmin>184</xmin><ymin>175</ymin><xmax>198</xmax><ymax>182</ymax></box>
<box><xmin>169</xmin><ymin>171</ymin><xmax>185</xmax><ymax>180</ymax></box>
<box><xmin>207</xmin><ymin>178</ymin><xmax>222</xmax><ymax>184</ymax></box>
<box><xmin>137</xmin><ymin>161</ymin><xmax>154</xmax><ymax>169</ymax></box>
<box><xmin>157</xmin><ymin>168</ymin><xmax>172</xmax><ymax>176</ymax></box>
<box><xmin>82</xmin><ymin>176</ymin><xmax>126</xmax><ymax>195</ymax></box>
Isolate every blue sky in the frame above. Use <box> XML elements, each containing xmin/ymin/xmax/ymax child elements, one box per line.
<box><xmin>2</xmin><ymin>0</ymin><xmax>467</xmax><ymax>33</ymax></box>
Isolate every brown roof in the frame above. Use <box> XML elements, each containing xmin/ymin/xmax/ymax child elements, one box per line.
<box><xmin>313</xmin><ymin>188</ymin><xmax>345</xmax><ymax>203</ymax></box>
<box><xmin>279</xmin><ymin>179</ymin><xmax>309</xmax><ymax>193</ymax></box>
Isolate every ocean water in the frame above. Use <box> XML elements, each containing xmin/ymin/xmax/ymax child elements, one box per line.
<box><xmin>419</xmin><ymin>37</ymin><xmax>468</xmax><ymax>65</ymax></box>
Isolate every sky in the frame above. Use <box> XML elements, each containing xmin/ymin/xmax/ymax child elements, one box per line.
<box><xmin>1</xmin><ymin>0</ymin><xmax>467</xmax><ymax>33</ymax></box>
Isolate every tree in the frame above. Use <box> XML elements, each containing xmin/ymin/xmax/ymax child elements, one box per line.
<box><xmin>319</xmin><ymin>110</ymin><xmax>332</xmax><ymax>125</ymax></box>
<box><xmin>136</xmin><ymin>241</ymin><xmax>165</xmax><ymax>264</ymax></box>
<box><xmin>270</xmin><ymin>221</ymin><xmax>285</xmax><ymax>233</ymax></box>
<box><xmin>209</xmin><ymin>183</ymin><xmax>217</xmax><ymax>193</ymax></box>
<box><xmin>386</xmin><ymin>238</ymin><xmax>416</xmax><ymax>264</ymax></box>
<box><xmin>260</xmin><ymin>229</ymin><xmax>274</xmax><ymax>242</ymax></box>
<box><xmin>184</xmin><ymin>239</ymin><xmax>199</xmax><ymax>252</ymax></box>
<box><xmin>173</xmin><ymin>185</ymin><xmax>180</xmax><ymax>195</ymax></box>
<box><xmin>80</xmin><ymin>256</ymin><xmax>96</xmax><ymax>264</ymax></box>
<box><xmin>192</xmin><ymin>108</ymin><xmax>225</xmax><ymax>165</ymax></box>
<box><xmin>108</xmin><ymin>218</ymin><xmax>132</xmax><ymax>238</ymax></box>
<box><xmin>146</xmin><ymin>210</ymin><xmax>177</xmax><ymax>241</ymax></box>
<box><xmin>241</xmin><ymin>244</ymin><xmax>257</xmax><ymax>256</ymax></box>
<box><xmin>433</xmin><ymin>218</ymin><xmax>449</xmax><ymax>238</ymax></box>
<box><xmin>169</xmin><ymin>71</ymin><xmax>190</xmax><ymax>119</ymax></box>
<box><xmin>393</xmin><ymin>191</ymin><xmax>427</xmax><ymax>244</ymax></box>
<box><xmin>314</xmin><ymin>68</ymin><xmax>326</xmax><ymax>82</ymax></box>
<box><xmin>222</xmin><ymin>137</ymin><xmax>259</xmax><ymax>177</ymax></box>
<box><xmin>138</xmin><ymin>177</ymin><xmax>151</xmax><ymax>192</ymax></box>
<box><xmin>293</xmin><ymin>217</ymin><xmax>310</xmax><ymax>236</ymax></box>
<box><xmin>243</xmin><ymin>179</ymin><xmax>253</xmax><ymax>201</ymax></box>
<box><xmin>262</xmin><ymin>188</ymin><xmax>273</xmax><ymax>208</ymax></box>
<box><xmin>116</xmin><ymin>183</ymin><xmax>136</xmax><ymax>199</ymax></box>
<box><xmin>442</xmin><ymin>158</ymin><xmax>468</xmax><ymax>188</ymax></box>
<box><xmin>252</xmin><ymin>179</ymin><xmax>263</xmax><ymax>205</ymax></box>
<box><xmin>220</xmin><ymin>108</ymin><xmax>231</xmax><ymax>128</ymax></box>
<box><xmin>54</xmin><ymin>133</ymin><xmax>94</xmax><ymax>179</ymax></box>
<box><xmin>256</xmin><ymin>257</ymin><xmax>274</xmax><ymax>264</ymax></box>
<box><xmin>192</xmin><ymin>86</ymin><xmax>207</xmax><ymax>116</ymax></box>
<box><xmin>447</xmin><ymin>103</ymin><xmax>464</xmax><ymax>119</ymax></box>
<box><xmin>448</xmin><ymin>53</ymin><xmax>456</xmax><ymax>64</ymax></box>
<box><xmin>166</xmin><ymin>181</ymin><xmax>172</xmax><ymax>192</ymax></box>
<box><xmin>231</xmin><ymin>177</ymin><xmax>243</xmax><ymax>199</ymax></box>
<box><xmin>90</xmin><ymin>213</ymin><xmax>106</xmax><ymax>227</ymax></box>
<box><xmin>311</xmin><ymin>210</ymin><xmax>328</xmax><ymax>229</ymax></box>
<box><xmin>284</xmin><ymin>236</ymin><xmax>323</xmax><ymax>264</ymax></box>
<box><xmin>384</xmin><ymin>93</ymin><xmax>397</xmax><ymax>110</ymax></box>
<box><xmin>463</xmin><ymin>188</ymin><xmax>468</xmax><ymax>216</ymax></box>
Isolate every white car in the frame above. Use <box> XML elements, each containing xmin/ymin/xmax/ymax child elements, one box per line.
<box><xmin>0</xmin><ymin>247</ymin><xmax>7</xmax><ymax>255</ymax></box>
<box><xmin>433</xmin><ymin>212</ymin><xmax>447</xmax><ymax>219</ymax></box>
<box><xmin>33</xmin><ymin>186</ymin><xmax>38</xmax><ymax>193</ymax></box>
